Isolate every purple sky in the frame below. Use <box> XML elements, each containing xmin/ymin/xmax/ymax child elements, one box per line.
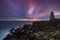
<box><xmin>0</xmin><ymin>0</ymin><xmax>60</xmax><ymax>20</ymax></box>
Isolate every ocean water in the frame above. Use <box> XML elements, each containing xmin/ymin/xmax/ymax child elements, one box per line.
<box><xmin>0</xmin><ymin>21</ymin><xmax>32</xmax><ymax>40</ymax></box>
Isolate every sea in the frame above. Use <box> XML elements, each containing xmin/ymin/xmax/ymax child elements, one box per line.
<box><xmin>0</xmin><ymin>21</ymin><xmax>32</xmax><ymax>40</ymax></box>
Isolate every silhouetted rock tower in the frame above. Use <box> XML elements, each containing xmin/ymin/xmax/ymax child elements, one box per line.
<box><xmin>50</xmin><ymin>12</ymin><xmax>55</xmax><ymax>26</ymax></box>
<box><xmin>50</xmin><ymin>12</ymin><xmax>55</xmax><ymax>21</ymax></box>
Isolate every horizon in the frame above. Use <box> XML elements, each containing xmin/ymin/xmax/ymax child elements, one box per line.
<box><xmin>0</xmin><ymin>18</ymin><xmax>49</xmax><ymax>21</ymax></box>
<box><xmin>0</xmin><ymin>12</ymin><xmax>60</xmax><ymax>21</ymax></box>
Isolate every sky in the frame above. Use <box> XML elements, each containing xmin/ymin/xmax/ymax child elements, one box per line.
<box><xmin>0</xmin><ymin>0</ymin><xmax>60</xmax><ymax>20</ymax></box>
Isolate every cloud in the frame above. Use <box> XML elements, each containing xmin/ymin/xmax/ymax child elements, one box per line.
<box><xmin>0</xmin><ymin>0</ymin><xmax>60</xmax><ymax>19</ymax></box>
